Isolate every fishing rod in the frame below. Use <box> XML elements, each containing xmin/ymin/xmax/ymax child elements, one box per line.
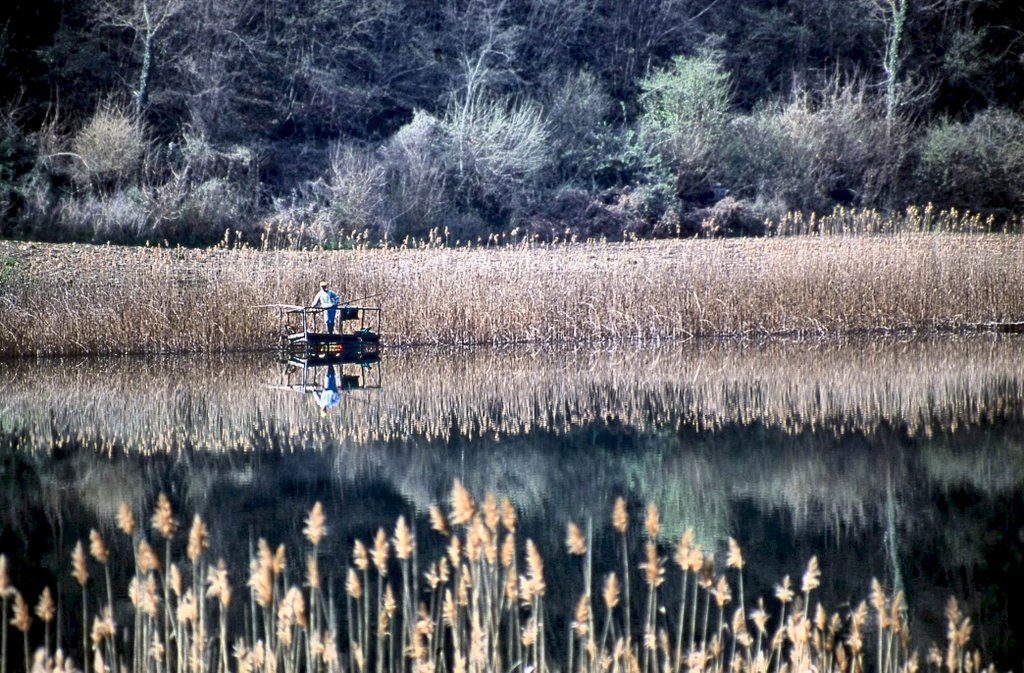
<box><xmin>339</xmin><ymin>292</ymin><xmax>385</xmax><ymax>305</ymax></box>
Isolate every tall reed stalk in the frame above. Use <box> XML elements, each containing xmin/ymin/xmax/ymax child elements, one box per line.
<box><xmin>0</xmin><ymin>481</ymin><xmax>1008</xmax><ymax>673</ymax></box>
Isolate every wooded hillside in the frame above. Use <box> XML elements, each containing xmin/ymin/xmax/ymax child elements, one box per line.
<box><xmin>2</xmin><ymin>0</ymin><xmax>1022</xmax><ymax>245</ymax></box>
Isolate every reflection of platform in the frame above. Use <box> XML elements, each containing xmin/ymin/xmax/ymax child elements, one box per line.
<box><xmin>284</xmin><ymin>349</ymin><xmax>380</xmax><ymax>367</ymax></box>
<box><xmin>269</xmin><ymin>354</ymin><xmax>382</xmax><ymax>408</ymax></box>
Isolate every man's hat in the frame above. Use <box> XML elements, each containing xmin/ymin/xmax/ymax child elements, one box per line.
<box><xmin>320</xmin><ymin>281</ymin><xmax>328</xmax><ymax>288</ymax></box>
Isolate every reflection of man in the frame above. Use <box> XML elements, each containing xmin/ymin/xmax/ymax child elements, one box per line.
<box><xmin>317</xmin><ymin>365</ymin><xmax>341</xmax><ymax>414</ymax></box>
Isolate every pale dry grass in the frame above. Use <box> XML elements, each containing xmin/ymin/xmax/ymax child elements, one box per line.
<box><xmin>0</xmin><ymin>232</ymin><xmax>1022</xmax><ymax>357</ymax></box>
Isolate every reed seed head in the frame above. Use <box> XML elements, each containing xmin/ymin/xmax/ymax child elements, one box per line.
<box><xmin>143</xmin><ymin>573</ymin><xmax>160</xmax><ymax>617</ymax></box>
<box><xmin>248</xmin><ymin>557</ymin><xmax>273</xmax><ymax>608</ymax></box>
<box><xmin>273</xmin><ymin>544</ymin><xmax>287</xmax><ymax>575</ymax></box>
<box><xmin>641</xmin><ymin>542</ymin><xmax>665</xmax><ymax>587</ymax></box>
<box><xmin>429</xmin><ymin>505</ymin><xmax>451</xmax><ymax>537</ymax></box>
<box><xmin>450</xmin><ymin>479</ymin><xmax>477</xmax><ymax>526</ymax></box>
<box><xmin>188</xmin><ymin>514</ymin><xmax>209</xmax><ymax>562</ymax></box>
<box><xmin>751</xmin><ymin>599</ymin><xmax>768</xmax><ymax>633</ymax></box>
<box><xmin>465</xmin><ymin>522</ymin><xmax>484</xmax><ymax>565</ymax></box>
<box><xmin>566</xmin><ymin>521</ymin><xmax>586</xmax><ymax>556</ymax></box>
<box><xmin>443</xmin><ymin>589</ymin><xmax>457</xmax><ymax>627</ymax></box>
<box><xmin>699</xmin><ymin>553</ymin><xmax>715</xmax><ymax>589</ymax></box>
<box><xmin>482</xmin><ymin>492</ymin><xmax>500</xmax><ymax>531</ymax></box>
<box><xmin>72</xmin><ymin>540</ymin><xmax>89</xmax><ymax>586</ymax></box>
<box><xmin>137</xmin><ymin>540</ymin><xmax>160</xmax><ymax>572</ymax></box>
<box><xmin>456</xmin><ymin>568</ymin><xmax>471</xmax><ymax>606</ymax></box>
<box><xmin>775</xmin><ymin>575</ymin><xmax>794</xmax><ymax>604</ymax></box>
<box><xmin>394</xmin><ymin>515</ymin><xmax>415</xmax><ymax>560</ymax></box>
<box><xmin>727</xmin><ymin>537</ymin><xmax>744</xmax><ymax>570</ymax></box>
<box><xmin>116</xmin><ymin>502</ymin><xmax>135</xmax><ymax>536</ymax></box>
<box><xmin>35</xmin><ymin>586</ymin><xmax>55</xmax><ymax>622</ymax></box>
<box><xmin>150</xmin><ymin>632</ymin><xmax>165</xmax><ymax>663</ymax></box>
<box><xmin>674</xmin><ymin>529</ymin><xmax>693</xmax><ymax>570</ymax></box>
<box><xmin>644</xmin><ymin>502</ymin><xmax>660</xmax><ymax>539</ymax></box>
<box><xmin>152</xmin><ymin>492</ymin><xmax>178</xmax><ymax>539</ymax></box>
<box><xmin>91</xmin><ymin>606</ymin><xmax>115</xmax><ymax>644</ymax></box>
<box><xmin>346</xmin><ymin>567</ymin><xmax>363</xmax><ymax>598</ymax></box>
<box><xmin>500</xmin><ymin>533</ymin><xmax>515</xmax><ymax>568</ymax></box>
<box><xmin>253</xmin><ymin>641</ymin><xmax>267</xmax><ymax>669</ymax></box>
<box><xmin>87</xmin><ymin>529</ymin><xmax>108</xmax><ymax>564</ymax></box>
<box><xmin>504</xmin><ymin>566</ymin><xmax>518</xmax><ymax>603</ymax></box>
<box><xmin>306</xmin><ymin>554</ymin><xmax>320</xmax><ymax>590</ymax></box>
<box><xmin>233</xmin><ymin>640</ymin><xmax>252</xmax><ymax>673</ymax></box>
<box><xmin>372</xmin><ymin>527</ymin><xmax>390</xmax><ymax>576</ymax></box>
<box><xmin>11</xmin><ymin>591</ymin><xmax>31</xmax><ymax>632</ymax></box>
<box><xmin>176</xmin><ymin>590</ymin><xmax>197</xmax><ymax>624</ymax></box>
<box><xmin>602</xmin><ymin>572</ymin><xmax>620</xmax><ymax>610</ymax></box>
<box><xmin>687</xmin><ymin>545</ymin><xmax>704</xmax><ymax>574</ymax></box>
<box><xmin>928</xmin><ymin>645</ymin><xmax>943</xmax><ymax>669</ymax></box>
<box><xmin>524</xmin><ymin>538</ymin><xmax>546</xmax><ymax>597</ymax></box>
<box><xmin>0</xmin><ymin>554</ymin><xmax>10</xmax><ymax>599</ymax></box>
<box><xmin>801</xmin><ymin>556</ymin><xmax>821</xmax><ymax>594</ymax></box>
<box><xmin>945</xmin><ymin>597</ymin><xmax>962</xmax><ymax>631</ymax></box>
<box><xmin>169</xmin><ymin>563</ymin><xmax>182</xmax><ymax>596</ymax></box>
<box><xmin>353</xmin><ymin>539</ymin><xmax>369</xmax><ymax>571</ymax></box>
<box><xmin>572</xmin><ymin>594</ymin><xmax>590</xmax><ymax>637</ymax></box>
<box><xmin>500</xmin><ymin>497</ymin><xmax>517</xmax><ymax>533</ymax></box>
<box><xmin>612</xmin><ymin>496</ymin><xmax>628</xmax><ymax>534</ymax></box>
<box><xmin>447</xmin><ymin>536</ymin><xmax>462</xmax><ymax>569</ymax></box>
<box><xmin>303</xmin><ymin>502</ymin><xmax>327</xmax><ymax>546</ymax></box>
<box><xmin>521</xmin><ymin>617</ymin><xmax>538</xmax><ymax>647</ymax></box>
<box><xmin>206</xmin><ymin>558</ymin><xmax>231</xmax><ymax>607</ymax></box>
<box><xmin>712</xmin><ymin>575</ymin><xmax>732</xmax><ymax>608</ymax></box>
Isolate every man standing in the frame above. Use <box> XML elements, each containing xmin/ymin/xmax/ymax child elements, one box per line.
<box><xmin>311</xmin><ymin>281</ymin><xmax>340</xmax><ymax>333</ymax></box>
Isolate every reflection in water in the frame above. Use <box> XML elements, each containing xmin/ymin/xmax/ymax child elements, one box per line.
<box><xmin>270</xmin><ymin>354</ymin><xmax>383</xmax><ymax>415</ymax></box>
<box><xmin>3</xmin><ymin>337</ymin><xmax>1023</xmax><ymax>451</ymax></box>
<box><xmin>1</xmin><ymin>336</ymin><xmax>1023</xmax><ymax>669</ymax></box>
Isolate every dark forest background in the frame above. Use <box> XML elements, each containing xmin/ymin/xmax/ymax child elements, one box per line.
<box><xmin>2</xmin><ymin>0</ymin><xmax>1023</xmax><ymax>245</ymax></box>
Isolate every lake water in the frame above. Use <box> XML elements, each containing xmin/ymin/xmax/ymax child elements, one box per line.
<box><xmin>1</xmin><ymin>337</ymin><xmax>1023</xmax><ymax>672</ymax></box>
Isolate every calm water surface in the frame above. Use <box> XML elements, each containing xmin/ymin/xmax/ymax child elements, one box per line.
<box><xmin>1</xmin><ymin>337</ymin><xmax>1023</xmax><ymax>669</ymax></box>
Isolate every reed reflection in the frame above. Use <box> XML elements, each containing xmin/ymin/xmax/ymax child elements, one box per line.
<box><xmin>2</xmin><ymin>336</ymin><xmax>1022</xmax><ymax>455</ymax></box>
<box><xmin>0</xmin><ymin>336</ymin><xmax>1021</xmax><ymax>541</ymax></box>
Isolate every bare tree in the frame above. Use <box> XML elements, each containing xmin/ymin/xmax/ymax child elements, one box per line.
<box><xmin>98</xmin><ymin>0</ymin><xmax>186</xmax><ymax>132</ymax></box>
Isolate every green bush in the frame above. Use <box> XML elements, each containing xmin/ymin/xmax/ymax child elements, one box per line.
<box><xmin>917</xmin><ymin>108</ymin><xmax>1024</xmax><ymax>213</ymax></box>
<box><xmin>637</xmin><ymin>52</ymin><xmax>732</xmax><ymax>190</ymax></box>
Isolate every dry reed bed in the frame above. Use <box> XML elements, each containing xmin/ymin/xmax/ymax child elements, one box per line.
<box><xmin>1</xmin><ymin>234</ymin><xmax>1023</xmax><ymax>357</ymax></box>
<box><xmin>0</xmin><ymin>483</ymin><xmax>997</xmax><ymax>673</ymax></box>
<box><xmin>2</xmin><ymin>339</ymin><xmax>1022</xmax><ymax>455</ymax></box>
